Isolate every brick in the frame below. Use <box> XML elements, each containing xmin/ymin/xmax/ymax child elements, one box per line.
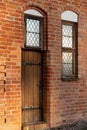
<box><xmin>0</xmin><ymin>0</ymin><xmax>87</xmax><ymax>130</ymax></box>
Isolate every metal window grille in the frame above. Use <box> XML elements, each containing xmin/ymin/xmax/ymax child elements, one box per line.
<box><xmin>62</xmin><ymin>21</ymin><xmax>78</xmax><ymax>79</ymax></box>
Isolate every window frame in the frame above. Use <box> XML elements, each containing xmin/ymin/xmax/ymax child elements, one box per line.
<box><xmin>61</xmin><ymin>20</ymin><xmax>78</xmax><ymax>81</ymax></box>
<box><xmin>24</xmin><ymin>14</ymin><xmax>44</xmax><ymax>50</ymax></box>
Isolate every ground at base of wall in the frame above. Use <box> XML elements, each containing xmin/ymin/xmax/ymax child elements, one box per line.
<box><xmin>46</xmin><ymin>120</ymin><xmax>87</xmax><ymax>130</ymax></box>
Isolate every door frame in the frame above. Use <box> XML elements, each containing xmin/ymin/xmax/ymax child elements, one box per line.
<box><xmin>21</xmin><ymin>49</ymin><xmax>44</xmax><ymax>128</ymax></box>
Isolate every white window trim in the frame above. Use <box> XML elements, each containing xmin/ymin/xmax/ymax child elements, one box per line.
<box><xmin>24</xmin><ymin>9</ymin><xmax>43</xmax><ymax>17</ymax></box>
<box><xmin>61</xmin><ymin>10</ymin><xmax>78</xmax><ymax>22</ymax></box>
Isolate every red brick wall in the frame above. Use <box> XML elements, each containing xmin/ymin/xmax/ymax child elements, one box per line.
<box><xmin>0</xmin><ymin>0</ymin><xmax>87</xmax><ymax>130</ymax></box>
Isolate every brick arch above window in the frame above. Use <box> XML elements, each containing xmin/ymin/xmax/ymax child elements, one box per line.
<box><xmin>61</xmin><ymin>10</ymin><xmax>78</xmax><ymax>22</ymax></box>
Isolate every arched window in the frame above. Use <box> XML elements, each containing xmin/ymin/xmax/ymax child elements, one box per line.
<box><xmin>61</xmin><ymin>11</ymin><xmax>78</xmax><ymax>80</ymax></box>
<box><xmin>24</xmin><ymin>9</ymin><xmax>43</xmax><ymax>49</ymax></box>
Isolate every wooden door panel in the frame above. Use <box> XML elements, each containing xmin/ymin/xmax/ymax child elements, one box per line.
<box><xmin>22</xmin><ymin>50</ymin><xmax>43</xmax><ymax>125</ymax></box>
<box><xmin>25</xmin><ymin>65</ymin><xmax>33</xmax><ymax>107</ymax></box>
<box><xmin>34</xmin><ymin>65</ymin><xmax>40</xmax><ymax>106</ymax></box>
<box><xmin>24</xmin><ymin>66</ymin><xmax>34</xmax><ymax>123</ymax></box>
<box><xmin>33</xmin><ymin>51</ymin><xmax>42</xmax><ymax>103</ymax></box>
<box><xmin>34</xmin><ymin>65</ymin><xmax>40</xmax><ymax>122</ymax></box>
<box><xmin>22</xmin><ymin>50</ymin><xmax>34</xmax><ymax>123</ymax></box>
<box><xmin>23</xmin><ymin>110</ymin><xmax>33</xmax><ymax>123</ymax></box>
<box><xmin>34</xmin><ymin>109</ymin><xmax>41</xmax><ymax>122</ymax></box>
<box><xmin>33</xmin><ymin>52</ymin><xmax>42</xmax><ymax>122</ymax></box>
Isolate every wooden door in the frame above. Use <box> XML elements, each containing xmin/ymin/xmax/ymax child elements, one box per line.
<box><xmin>22</xmin><ymin>49</ymin><xmax>43</xmax><ymax>126</ymax></box>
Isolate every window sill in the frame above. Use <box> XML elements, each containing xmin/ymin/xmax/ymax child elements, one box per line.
<box><xmin>61</xmin><ymin>76</ymin><xmax>78</xmax><ymax>81</ymax></box>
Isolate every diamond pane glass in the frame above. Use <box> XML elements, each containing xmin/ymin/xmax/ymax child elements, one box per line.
<box><xmin>26</xmin><ymin>33</ymin><xmax>39</xmax><ymax>47</ymax></box>
<box><xmin>62</xmin><ymin>25</ymin><xmax>72</xmax><ymax>36</ymax></box>
<box><xmin>26</xmin><ymin>19</ymin><xmax>40</xmax><ymax>33</ymax></box>
<box><xmin>62</xmin><ymin>36</ymin><xmax>72</xmax><ymax>48</ymax></box>
<box><xmin>26</xmin><ymin>18</ymin><xmax>41</xmax><ymax>47</ymax></box>
<box><xmin>62</xmin><ymin>63</ymin><xmax>72</xmax><ymax>75</ymax></box>
<box><xmin>62</xmin><ymin>52</ymin><xmax>72</xmax><ymax>63</ymax></box>
<box><xmin>62</xmin><ymin>52</ymin><xmax>73</xmax><ymax>75</ymax></box>
<box><xmin>62</xmin><ymin>24</ymin><xmax>73</xmax><ymax>48</ymax></box>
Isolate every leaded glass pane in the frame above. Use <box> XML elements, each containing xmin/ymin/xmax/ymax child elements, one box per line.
<box><xmin>26</xmin><ymin>18</ymin><xmax>40</xmax><ymax>47</ymax></box>
<box><xmin>62</xmin><ymin>25</ymin><xmax>72</xmax><ymax>36</ymax></box>
<box><xmin>26</xmin><ymin>33</ymin><xmax>39</xmax><ymax>47</ymax></box>
<box><xmin>62</xmin><ymin>64</ymin><xmax>72</xmax><ymax>76</ymax></box>
<box><xmin>62</xmin><ymin>24</ymin><xmax>73</xmax><ymax>48</ymax></box>
<box><xmin>62</xmin><ymin>52</ymin><xmax>73</xmax><ymax>75</ymax></box>
<box><xmin>26</xmin><ymin>19</ymin><xmax>40</xmax><ymax>33</ymax></box>
<box><xmin>62</xmin><ymin>36</ymin><xmax>72</xmax><ymax>48</ymax></box>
